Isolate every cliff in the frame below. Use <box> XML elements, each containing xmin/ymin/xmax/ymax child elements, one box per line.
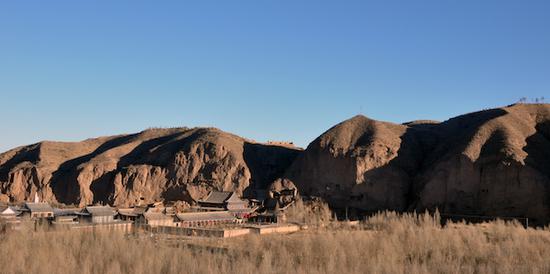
<box><xmin>0</xmin><ymin>127</ymin><xmax>301</xmax><ymax>207</ymax></box>
<box><xmin>275</xmin><ymin>104</ymin><xmax>550</xmax><ymax>223</ymax></box>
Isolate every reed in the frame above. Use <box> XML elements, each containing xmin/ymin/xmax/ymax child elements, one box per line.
<box><xmin>1</xmin><ymin>211</ymin><xmax>549</xmax><ymax>274</ymax></box>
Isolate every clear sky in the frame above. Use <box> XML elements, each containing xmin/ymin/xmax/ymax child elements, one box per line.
<box><xmin>0</xmin><ymin>1</ymin><xmax>549</xmax><ymax>152</ymax></box>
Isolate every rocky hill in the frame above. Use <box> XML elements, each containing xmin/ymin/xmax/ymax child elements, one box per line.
<box><xmin>0</xmin><ymin>127</ymin><xmax>301</xmax><ymax>207</ymax></box>
<box><xmin>2</xmin><ymin>104</ymin><xmax>550</xmax><ymax>223</ymax></box>
<box><xmin>274</xmin><ymin>104</ymin><xmax>550</xmax><ymax>224</ymax></box>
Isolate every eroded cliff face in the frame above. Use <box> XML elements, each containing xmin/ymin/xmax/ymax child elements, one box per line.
<box><xmin>0</xmin><ymin>127</ymin><xmax>301</xmax><ymax>207</ymax></box>
<box><xmin>3</xmin><ymin>104</ymin><xmax>550</xmax><ymax>223</ymax></box>
<box><xmin>280</xmin><ymin>115</ymin><xmax>423</xmax><ymax>211</ymax></box>
<box><xmin>413</xmin><ymin>104</ymin><xmax>550</xmax><ymax>223</ymax></box>
<box><xmin>273</xmin><ymin>104</ymin><xmax>550</xmax><ymax>224</ymax></box>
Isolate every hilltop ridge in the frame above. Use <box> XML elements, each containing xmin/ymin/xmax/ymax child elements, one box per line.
<box><xmin>275</xmin><ymin>104</ymin><xmax>550</xmax><ymax>224</ymax></box>
<box><xmin>0</xmin><ymin>127</ymin><xmax>301</xmax><ymax>207</ymax></box>
<box><xmin>2</xmin><ymin>104</ymin><xmax>550</xmax><ymax>223</ymax></box>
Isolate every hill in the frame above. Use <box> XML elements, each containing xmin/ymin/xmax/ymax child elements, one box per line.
<box><xmin>2</xmin><ymin>104</ymin><xmax>550</xmax><ymax>224</ymax></box>
<box><xmin>0</xmin><ymin>127</ymin><xmax>301</xmax><ymax>207</ymax></box>
<box><xmin>275</xmin><ymin>104</ymin><xmax>550</xmax><ymax>224</ymax></box>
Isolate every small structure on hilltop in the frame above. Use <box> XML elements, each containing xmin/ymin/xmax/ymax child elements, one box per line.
<box><xmin>266</xmin><ymin>141</ymin><xmax>296</xmax><ymax>147</ymax></box>
<box><xmin>176</xmin><ymin>211</ymin><xmax>241</xmax><ymax>227</ymax></box>
<box><xmin>198</xmin><ymin>191</ymin><xmax>249</xmax><ymax>212</ymax></box>
<box><xmin>78</xmin><ymin>206</ymin><xmax>116</xmax><ymax>224</ymax></box>
<box><xmin>22</xmin><ymin>202</ymin><xmax>54</xmax><ymax>219</ymax></box>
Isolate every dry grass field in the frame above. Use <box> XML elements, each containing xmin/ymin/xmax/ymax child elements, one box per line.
<box><xmin>2</xmin><ymin>209</ymin><xmax>550</xmax><ymax>274</ymax></box>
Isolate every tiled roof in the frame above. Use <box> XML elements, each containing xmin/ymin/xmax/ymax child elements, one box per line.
<box><xmin>176</xmin><ymin>211</ymin><xmax>237</xmax><ymax>222</ymax></box>
<box><xmin>84</xmin><ymin>206</ymin><xmax>116</xmax><ymax>216</ymax></box>
<box><xmin>143</xmin><ymin>212</ymin><xmax>173</xmax><ymax>221</ymax></box>
<box><xmin>56</xmin><ymin>215</ymin><xmax>77</xmax><ymax>221</ymax></box>
<box><xmin>24</xmin><ymin>202</ymin><xmax>54</xmax><ymax>213</ymax></box>
<box><xmin>0</xmin><ymin>206</ymin><xmax>20</xmax><ymax>215</ymax></box>
<box><xmin>53</xmin><ymin>208</ymin><xmax>79</xmax><ymax>216</ymax></box>
<box><xmin>226</xmin><ymin>193</ymin><xmax>247</xmax><ymax>203</ymax></box>
<box><xmin>118</xmin><ymin>207</ymin><xmax>147</xmax><ymax>217</ymax></box>
<box><xmin>201</xmin><ymin>191</ymin><xmax>233</xmax><ymax>204</ymax></box>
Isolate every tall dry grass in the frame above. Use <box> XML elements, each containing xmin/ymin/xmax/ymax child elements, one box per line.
<box><xmin>284</xmin><ymin>198</ymin><xmax>333</xmax><ymax>226</ymax></box>
<box><xmin>1</xmin><ymin>211</ymin><xmax>550</xmax><ymax>274</ymax></box>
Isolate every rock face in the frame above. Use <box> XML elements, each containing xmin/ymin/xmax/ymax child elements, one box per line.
<box><xmin>275</xmin><ymin>104</ymin><xmax>550</xmax><ymax>224</ymax></box>
<box><xmin>3</xmin><ymin>104</ymin><xmax>550</xmax><ymax>223</ymax></box>
<box><xmin>279</xmin><ymin>115</ymin><xmax>419</xmax><ymax>212</ymax></box>
<box><xmin>0</xmin><ymin>127</ymin><xmax>301</xmax><ymax>207</ymax></box>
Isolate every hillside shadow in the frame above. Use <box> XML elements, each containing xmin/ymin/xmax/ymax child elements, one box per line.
<box><xmin>117</xmin><ymin>131</ymin><xmax>187</xmax><ymax>168</ymax></box>
<box><xmin>421</xmin><ymin>108</ymin><xmax>510</xmax><ymax>167</ymax></box>
<box><xmin>0</xmin><ymin>145</ymin><xmax>41</xmax><ymax>183</ymax></box>
<box><xmin>310</xmin><ymin>109</ymin><xmax>509</xmax><ymax>214</ymax></box>
<box><xmin>338</xmin><ymin>125</ymin><xmax>428</xmax><ymax>212</ymax></box>
<box><xmin>89</xmin><ymin>171</ymin><xmax>117</xmax><ymax>205</ymax></box>
<box><xmin>407</xmin><ymin>109</ymin><xmax>509</xmax><ymax>210</ymax></box>
<box><xmin>161</xmin><ymin>184</ymin><xmax>195</xmax><ymax>204</ymax></box>
<box><xmin>523</xmin><ymin>121</ymin><xmax>550</xmax><ymax>178</ymax></box>
<box><xmin>50</xmin><ymin>134</ymin><xmax>139</xmax><ymax>205</ymax></box>
<box><xmin>520</xmin><ymin>121</ymin><xmax>550</xmax><ymax>225</ymax></box>
<box><xmin>242</xmin><ymin>143</ymin><xmax>302</xmax><ymax>198</ymax></box>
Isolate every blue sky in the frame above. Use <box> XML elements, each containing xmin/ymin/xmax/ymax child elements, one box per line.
<box><xmin>0</xmin><ymin>1</ymin><xmax>549</xmax><ymax>152</ymax></box>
